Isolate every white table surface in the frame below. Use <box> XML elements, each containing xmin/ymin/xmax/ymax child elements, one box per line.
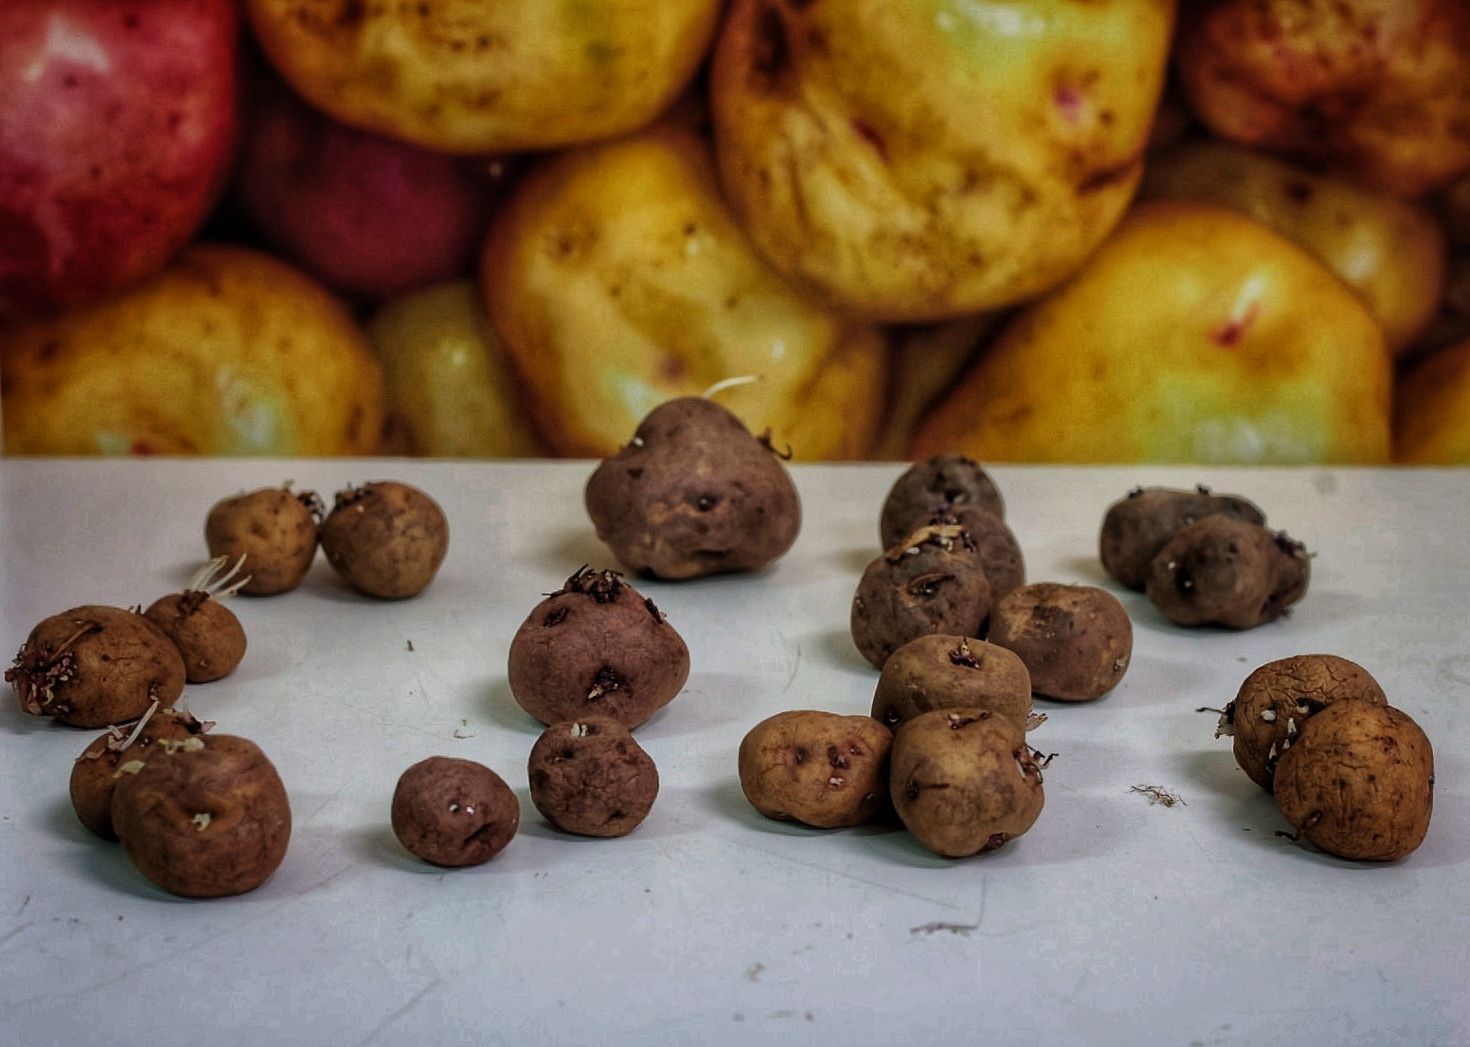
<box><xmin>1</xmin><ymin>460</ymin><xmax>1467</xmax><ymax>1047</ymax></box>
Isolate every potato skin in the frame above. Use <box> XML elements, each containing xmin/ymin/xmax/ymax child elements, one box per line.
<box><xmin>143</xmin><ymin>592</ymin><xmax>246</xmax><ymax>683</ymax></box>
<box><xmin>528</xmin><ymin>717</ymin><xmax>659</xmax><ymax>838</ymax></box>
<box><xmin>879</xmin><ymin>455</ymin><xmax>1004</xmax><ymax>548</ymax></box>
<box><xmin>69</xmin><ymin>710</ymin><xmax>209</xmax><ymax>840</ymax></box>
<box><xmin>112</xmin><ymin>734</ymin><xmax>291</xmax><ymax>898</ymax></box>
<box><xmin>890</xmin><ymin>708</ymin><xmax>1045</xmax><ymax>858</ymax></box>
<box><xmin>988</xmin><ymin>584</ymin><xmax>1132</xmax><ymax>702</ymax></box>
<box><xmin>206</xmin><ymin>487</ymin><xmax>320</xmax><ymax>596</ymax></box>
<box><xmin>1100</xmin><ymin>485</ymin><xmax>1266</xmax><ymax>590</ymax></box>
<box><xmin>872</xmin><ymin>636</ymin><xmax>1031</xmax><ymax>733</ymax></box>
<box><xmin>320</xmin><ymin>482</ymin><xmax>449</xmax><ymax>600</ymax></box>
<box><xmin>1274</xmin><ymin>702</ymin><xmax>1434</xmax><ymax>861</ymax></box>
<box><xmin>737</xmin><ymin>711</ymin><xmax>893</xmax><ymax>828</ymax></box>
<box><xmin>585</xmin><ymin>398</ymin><xmax>801</xmax><ymax>580</ymax></box>
<box><xmin>1146</xmin><ymin>517</ymin><xmax>1309</xmax><ymax>629</ymax></box>
<box><xmin>391</xmin><ymin>756</ymin><xmax>519</xmax><ymax>868</ymax></box>
<box><xmin>7</xmin><ymin>606</ymin><xmax>185</xmax><ymax>728</ymax></box>
<box><xmin>927</xmin><ymin>507</ymin><xmax>1026</xmax><ymax>602</ymax></box>
<box><xmin>851</xmin><ymin>530</ymin><xmax>992</xmax><ymax>671</ymax></box>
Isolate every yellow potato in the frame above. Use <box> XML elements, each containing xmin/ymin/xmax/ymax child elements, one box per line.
<box><xmin>913</xmin><ymin>202</ymin><xmax>1392</xmax><ymax>464</ymax></box>
<box><xmin>710</xmin><ymin>0</ymin><xmax>1175</xmax><ymax>320</ymax></box>
<box><xmin>368</xmin><ymin>281</ymin><xmax>540</xmax><ymax>458</ymax></box>
<box><xmin>481</xmin><ymin>123</ymin><xmax>888</xmax><ymax>460</ymax></box>
<box><xmin>246</xmin><ymin>0</ymin><xmax>722</xmax><ymax>153</ymax></box>
<box><xmin>1</xmin><ymin>246</ymin><xmax>383</xmax><ymax>456</ymax></box>
<box><xmin>1396</xmin><ymin>340</ymin><xmax>1470</xmax><ymax>464</ymax></box>
<box><xmin>1143</xmin><ymin>140</ymin><xmax>1446</xmax><ymax>355</ymax></box>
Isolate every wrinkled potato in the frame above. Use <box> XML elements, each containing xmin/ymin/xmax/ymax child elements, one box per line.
<box><xmin>1220</xmin><ymin>654</ymin><xmax>1387</xmax><ymax>791</ymax></box>
<box><xmin>320</xmin><ymin>482</ymin><xmax>449</xmax><ymax>599</ymax></box>
<box><xmin>206</xmin><ymin>486</ymin><xmax>321</xmax><ymax>596</ymax></box>
<box><xmin>988</xmin><ymin>584</ymin><xmax>1132</xmax><ymax>702</ymax></box>
<box><xmin>890</xmin><ymin>708</ymin><xmax>1046</xmax><ymax>858</ymax></box>
<box><xmin>481</xmin><ymin>123</ymin><xmax>888</xmax><ymax>460</ymax></box>
<box><xmin>6</xmin><ymin>606</ymin><xmax>185</xmax><ymax>728</ymax></box>
<box><xmin>914</xmin><ymin>203</ymin><xmax>1392</xmax><ymax>464</ymax></box>
<box><xmin>528</xmin><ymin>717</ymin><xmax>659</xmax><ymax>838</ymax></box>
<box><xmin>1143</xmin><ymin>140</ymin><xmax>1447</xmax><ymax>354</ymax></box>
<box><xmin>1146</xmin><ymin>517</ymin><xmax>1310</xmax><ymax>629</ymax></box>
<box><xmin>70</xmin><ymin>708</ymin><xmax>209</xmax><ymax>840</ymax></box>
<box><xmin>710</xmin><ymin>0</ymin><xmax>1174</xmax><ymax>320</ymax></box>
<box><xmin>144</xmin><ymin>591</ymin><xmax>246</xmax><ymax>684</ymax></box>
<box><xmin>111</xmin><ymin>733</ymin><xmax>291</xmax><ymax>898</ymax></box>
<box><xmin>1274</xmin><ymin>702</ymin><xmax>1434</xmax><ymax>861</ymax></box>
<box><xmin>507</xmin><ymin>568</ymin><xmax>690</xmax><ymax>730</ymax></box>
<box><xmin>1100</xmin><ymin>485</ymin><xmax>1267</xmax><ymax>591</ymax></box>
<box><xmin>879</xmin><ymin>454</ymin><xmax>1005</xmax><ymax>548</ymax></box>
<box><xmin>391</xmin><ymin>756</ymin><xmax>519</xmax><ymax>867</ymax></box>
<box><xmin>1</xmin><ymin>246</ymin><xmax>384</xmax><ymax>456</ymax></box>
<box><xmin>247</xmin><ymin>0</ymin><xmax>722</xmax><ymax>153</ymax></box>
<box><xmin>737</xmin><ymin>710</ymin><xmax>893</xmax><ymax>828</ymax></box>
<box><xmin>585</xmin><ymin>397</ymin><xmax>801</xmax><ymax>579</ymax></box>
<box><xmin>871</xmin><ymin>635</ymin><xmax>1032</xmax><ymax>733</ymax></box>
<box><xmin>1395</xmin><ymin>340</ymin><xmax>1470</xmax><ymax>465</ymax></box>
<box><xmin>368</xmin><ymin>281</ymin><xmax>541</xmax><ymax>458</ymax></box>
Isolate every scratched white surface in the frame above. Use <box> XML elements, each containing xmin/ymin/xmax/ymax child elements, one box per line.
<box><xmin>1</xmin><ymin>460</ymin><xmax>1467</xmax><ymax>1047</ymax></box>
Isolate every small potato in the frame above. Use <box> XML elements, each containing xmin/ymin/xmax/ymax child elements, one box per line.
<box><xmin>528</xmin><ymin>717</ymin><xmax>659</xmax><ymax>838</ymax></box>
<box><xmin>111</xmin><ymin>733</ymin><xmax>291</xmax><ymax>898</ymax></box>
<box><xmin>988</xmin><ymin>584</ymin><xmax>1132</xmax><ymax>702</ymax></box>
<box><xmin>1220</xmin><ymin>655</ymin><xmax>1387</xmax><ymax>791</ymax></box>
<box><xmin>320</xmin><ymin>482</ymin><xmax>449</xmax><ymax>599</ymax></box>
<box><xmin>871</xmin><ymin>635</ymin><xmax>1031</xmax><ymax>733</ymax></box>
<box><xmin>879</xmin><ymin>454</ymin><xmax>1005</xmax><ymax>548</ymax></box>
<box><xmin>1274</xmin><ymin>702</ymin><xmax>1434</xmax><ymax>862</ymax></box>
<box><xmin>391</xmin><ymin>756</ymin><xmax>519</xmax><ymax>868</ymax></box>
<box><xmin>143</xmin><ymin>592</ymin><xmax>246</xmax><ymax>684</ymax></box>
<box><xmin>1100</xmin><ymin>485</ymin><xmax>1267</xmax><ymax>591</ymax></box>
<box><xmin>1146</xmin><ymin>517</ymin><xmax>1310</xmax><ymax>629</ymax></box>
<box><xmin>6</xmin><ymin>606</ymin><xmax>185</xmax><ymax>728</ymax></box>
<box><xmin>890</xmin><ymin>708</ymin><xmax>1046</xmax><ymax>859</ymax></box>
<box><xmin>851</xmin><ymin>527</ymin><xmax>992</xmax><ymax>671</ymax></box>
<box><xmin>737</xmin><ymin>711</ymin><xmax>893</xmax><ymax>829</ymax></box>
<box><xmin>70</xmin><ymin>708</ymin><xmax>209</xmax><ymax>840</ymax></box>
<box><xmin>206</xmin><ymin>486</ymin><xmax>321</xmax><ymax>596</ymax></box>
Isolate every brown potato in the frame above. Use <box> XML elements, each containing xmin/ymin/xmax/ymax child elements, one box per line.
<box><xmin>143</xmin><ymin>592</ymin><xmax>246</xmax><ymax>684</ymax></box>
<box><xmin>70</xmin><ymin>708</ymin><xmax>210</xmax><ymax>841</ymax></box>
<box><xmin>988</xmin><ymin>584</ymin><xmax>1132</xmax><ymax>702</ymax></box>
<box><xmin>6</xmin><ymin>606</ymin><xmax>185</xmax><ymax>728</ymax></box>
<box><xmin>1146</xmin><ymin>517</ymin><xmax>1310</xmax><ymax>629</ymax></box>
<box><xmin>890</xmin><ymin>708</ymin><xmax>1046</xmax><ymax>858</ymax></box>
<box><xmin>923</xmin><ymin>506</ymin><xmax>1026</xmax><ymax>602</ymax></box>
<box><xmin>1274</xmin><ymin>702</ymin><xmax>1434</xmax><ymax>861</ymax></box>
<box><xmin>507</xmin><ymin>568</ymin><xmax>690</xmax><ymax>730</ymax></box>
<box><xmin>206</xmin><ymin>486</ymin><xmax>321</xmax><ymax>596</ymax></box>
<box><xmin>585</xmin><ymin>397</ymin><xmax>801</xmax><ymax>580</ymax></box>
<box><xmin>528</xmin><ymin>717</ymin><xmax>659</xmax><ymax>838</ymax></box>
<box><xmin>871</xmin><ymin>635</ymin><xmax>1031</xmax><ymax>733</ymax></box>
<box><xmin>111</xmin><ymin>734</ymin><xmax>291</xmax><ymax>897</ymax></box>
<box><xmin>737</xmin><ymin>711</ymin><xmax>892</xmax><ymax>829</ymax></box>
<box><xmin>1100</xmin><ymin>485</ymin><xmax>1267</xmax><ymax>591</ymax></box>
<box><xmin>391</xmin><ymin>756</ymin><xmax>519</xmax><ymax>868</ymax></box>
<box><xmin>320</xmin><ymin>482</ymin><xmax>449</xmax><ymax>599</ymax></box>
<box><xmin>879</xmin><ymin>455</ymin><xmax>1004</xmax><ymax>549</ymax></box>
<box><xmin>1220</xmin><ymin>655</ymin><xmax>1387</xmax><ymax>791</ymax></box>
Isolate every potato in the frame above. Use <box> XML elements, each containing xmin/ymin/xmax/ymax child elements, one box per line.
<box><xmin>1395</xmin><ymin>340</ymin><xmax>1470</xmax><ymax>464</ymax></box>
<box><xmin>1145</xmin><ymin>517</ymin><xmax>1310</xmax><ymax>629</ymax></box>
<box><xmin>481</xmin><ymin>123</ymin><xmax>887</xmax><ymax>460</ymax></box>
<box><xmin>1220</xmin><ymin>655</ymin><xmax>1387</xmax><ymax>791</ymax></box>
<box><xmin>988</xmin><ymin>584</ymin><xmax>1132</xmax><ymax>702</ymax></box>
<box><xmin>391</xmin><ymin>756</ymin><xmax>519</xmax><ymax>868</ymax></box>
<box><xmin>871</xmin><ymin>635</ymin><xmax>1031</xmax><ymax>733</ymax></box>
<box><xmin>206</xmin><ymin>486</ymin><xmax>321</xmax><ymax>596</ymax></box>
<box><xmin>0</xmin><ymin>1</ymin><xmax>237</xmax><ymax>314</ymax></box>
<box><xmin>585</xmin><ymin>398</ymin><xmax>801</xmax><ymax>580</ymax></box>
<box><xmin>913</xmin><ymin>203</ymin><xmax>1392</xmax><ymax>464</ymax></box>
<box><xmin>873</xmin><ymin>317</ymin><xmax>995</xmax><ymax>460</ymax></box>
<box><xmin>7</xmin><ymin>606</ymin><xmax>185</xmax><ymax>728</ymax></box>
<box><xmin>111</xmin><ymin>733</ymin><xmax>291</xmax><ymax>898</ymax></box>
<box><xmin>143</xmin><ymin>592</ymin><xmax>246</xmax><ymax>684</ymax></box>
<box><xmin>1142</xmin><ymin>140</ymin><xmax>1448</xmax><ymax>354</ymax></box>
<box><xmin>246</xmin><ymin>0</ymin><xmax>722</xmax><ymax>153</ymax></box>
<box><xmin>1177</xmin><ymin>0</ymin><xmax>1470</xmax><ymax>197</ymax></box>
<box><xmin>528</xmin><ymin>717</ymin><xmax>659</xmax><ymax>838</ymax></box>
<box><xmin>320</xmin><ymin>482</ymin><xmax>449</xmax><ymax>599</ymax></box>
<box><xmin>737</xmin><ymin>711</ymin><xmax>893</xmax><ymax>829</ymax></box>
<box><xmin>710</xmin><ymin>0</ymin><xmax>1174</xmax><ymax>320</ymax></box>
<box><xmin>936</xmin><ymin>507</ymin><xmax>1026</xmax><ymax>602</ymax></box>
<box><xmin>879</xmin><ymin>454</ymin><xmax>1004</xmax><ymax>548</ymax></box>
<box><xmin>1274</xmin><ymin>702</ymin><xmax>1434</xmax><ymax>861</ymax></box>
<box><xmin>368</xmin><ymin>281</ymin><xmax>541</xmax><ymax>458</ymax></box>
<box><xmin>1100</xmin><ymin>485</ymin><xmax>1266</xmax><ymax>591</ymax></box>
<box><xmin>70</xmin><ymin>708</ymin><xmax>209</xmax><ymax>840</ymax></box>
<box><xmin>890</xmin><ymin>708</ymin><xmax>1045</xmax><ymax>858</ymax></box>
<box><xmin>1</xmin><ymin>246</ymin><xmax>384</xmax><ymax>456</ymax></box>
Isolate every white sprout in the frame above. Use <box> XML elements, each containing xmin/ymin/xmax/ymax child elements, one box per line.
<box><xmin>701</xmin><ymin>375</ymin><xmax>762</xmax><ymax>400</ymax></box>
<box><xmin>185</xmin><ymin>554</ymin><xmax>252</xmax><ymax>598</ymax></box>
<box><xmin>1260</xmin><ymin>709</ymin><xmax>1277</xmax><ymax>723</ymax></box>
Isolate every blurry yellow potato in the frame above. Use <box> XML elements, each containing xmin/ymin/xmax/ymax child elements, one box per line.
<box><xmin>913</xmin><ymin>203</ymin><xmax>1391</xmax><ymax>464</ymax></box>
<box><xmin>1143</xmin><ymin>140</ymin><xmax>1447</xmax><ymax>355</ymax></box>
<box><xmin>873</xmin><ymin>315</ymin><xmax>995</xmax><ymax>460</ymax></box>
<box><xmin>1</xmin><ymin>246</ymin><xmax>383</xmax><ymax>456</ymax></box>
<box><xmin>1396</xmin><ymin>340</ymin><xmax>1470</xmax><ymax>464</ymax></box>
<box><xmin>246</xmin><ymin>0</ymin><xmax>722</xmax><ymax>153</ymax></box>
<box><xmin>368</xmin><ymin>281</ymin><xmax>540</xmax><ymax>458</ymax></box>
<box><xmin>710</xmin><ymin>0</ymin><xmax>1175</xmax><ymax>321</ymax></box>
<box><xmin>481</xmin><ymin>123</ymin><xmax>888</xmax><ymax>460</ymax></box>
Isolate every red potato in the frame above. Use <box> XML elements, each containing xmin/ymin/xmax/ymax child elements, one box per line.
<box><xmin>0</xmin><ymin>0</ymin><xmax>238</xmax><ymax>315</ymax></box>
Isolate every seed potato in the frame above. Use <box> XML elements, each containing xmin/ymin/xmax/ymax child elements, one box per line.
<box><xmin>391</xmin><ymin>756</ymin><xmax>519</xmax><ymax>868</ymax></box>
<box><xmin>320</xmin><ymin>481</ymin><xmax>450</xmax><ymax>599</ymax></box>
<box><xmin>1100</xmin><ymin>485</ymin><xmax>1266</xmax><ymax>591</ymax></box>
<box><xmin>737</xmin><ymin>711</ymin><xmax>893</xmax><ymax>829</ymax></box>
<box><xmin>1146</xmin><ymin>516</ymin><xmax>1309</xmax><ymax>629</ymax></box>
<box><xmin>69</xmin><ymin>708</ymin><xmax>209</xmax><ymax>841</ymax></box>
<box><xmin>143</xmin><ymin>592</ymin><xmax>246</xmax><ymax>684</ymax></box>
<box><xmin>871</xmin><ymin>635</ymin><xmax>1032</xmax><ymax>733</ymax></box>
<box><xmin>879</xmin><ymin>455</ymin><xmax>1005</xmax><ymax>549</ymax></box>
<box><xmin>987</xmin><ymin>584</ymin><xmax>1132</xmax><ymax>702</ymax></box>
<box><xmin>528</xmin><ymin>717</ymin><xmax>659</xmax><ymax>838</ymax></box>
<box><xmin>206</xmin><ymin>486</ymin><xmax>321</xmax><ymax>596</ymax></box>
